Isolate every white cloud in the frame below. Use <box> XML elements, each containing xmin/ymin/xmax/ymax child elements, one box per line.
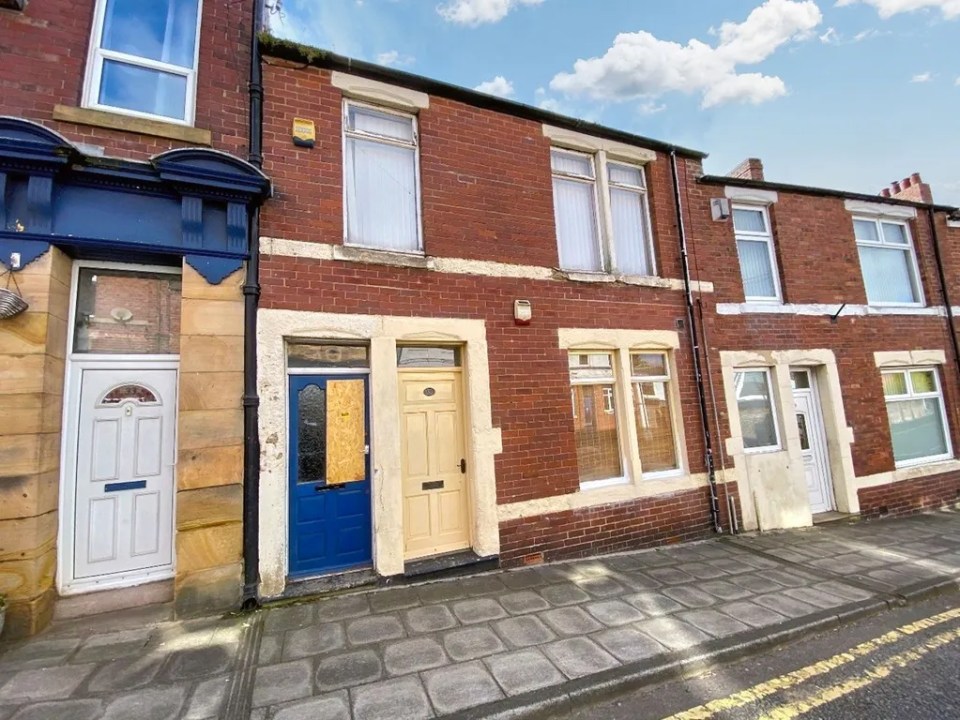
<box><xmin>911</xmin><ymin>71</ymin><xmax>933</xmax><ymax>82</ymax></box>
<box><xmin>549</xmin><ymin>0</ymin><xmax>822</xmax><ymax>109</ymax></box>
<box><xmin>375</xmin><ymin>50</ymin><xmax>414</xmax><ymax>67</ymax></box>
<box><xmin>474</xmin><ymin>75</ymin><xmax>515</xmax><ymax>97</ymax></box>
<box><xmin>836</xmin><ymin>0</ymin><xmax>960</xmax><ymax>19</ymax></box>
<box><xmin>437</xmin><ymin>0</ymin><xmax>544</xmax><ymax>26</ymax></box>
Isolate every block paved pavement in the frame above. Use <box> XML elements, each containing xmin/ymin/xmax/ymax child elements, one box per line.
<box><xmin>3</xmin><ymin>509</ymin><xmax>960</xmax><ymax>719</ymax></box>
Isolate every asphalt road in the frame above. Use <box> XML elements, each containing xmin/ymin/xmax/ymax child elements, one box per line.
<box><xmin>555</xmin><ymin>591</ymin><xmax>960</xmax><ymax>720</ymax></box>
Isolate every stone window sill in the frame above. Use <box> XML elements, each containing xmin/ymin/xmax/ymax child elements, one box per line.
<box><xmin>53</xmin><ymin>105</ymin><xmax>212</xmax><ymax>145</ymax></box>
<box><xmin>333</xmin><ymin>245</ymin><xmax>436</xmax><ymax>270</ymax></box>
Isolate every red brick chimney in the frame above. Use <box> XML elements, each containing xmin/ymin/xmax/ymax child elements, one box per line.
<box><xmin>879</xmin><ymin>172</ymin><xmax>933</xmax><ymax>204</ymax></box>
<box><xmin>727</xmin><ymin>157</ymin><xmax>765</xmax><ymax>181</ymax></box>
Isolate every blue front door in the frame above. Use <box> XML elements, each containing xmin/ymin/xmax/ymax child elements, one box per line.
<box><xmin>288</xmin><ymin>375</ymin><xmax>372</xmax><ymax>577</ymax></box>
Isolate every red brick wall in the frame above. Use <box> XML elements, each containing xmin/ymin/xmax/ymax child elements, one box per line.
<box><xmin>0</xmin><ymin>0</ymin><xmax>251</xmax><ymax>159</ymax></box>
<box><xmin>858</xmin><ymin>471</ymin><xmax>960</xmax><ymax>518</ymax></box>
<box><xmin>258</xmin><ymin>61</ymin><xmax>721</xmax><ymax>516</ymax></box>
<box><xmin>499</xmin><ymin>482</ymin><xmax>741</xmax><ymax>566</ymax></box>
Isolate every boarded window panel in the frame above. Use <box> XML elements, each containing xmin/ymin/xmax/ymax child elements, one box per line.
<box><xmin>326</xmin><ymin>380</ymin><xmax>366</xmax><ymax>484</ymax></box>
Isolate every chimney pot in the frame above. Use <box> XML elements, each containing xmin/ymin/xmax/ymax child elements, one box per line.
<box><xmin>901</xmin><ymin>177</ymin><xmax>912</xmax><ymax>189</ymax></box>
<box><xmin>881</xmin><ymin>188</ymin><xmax>891</xmax><ymax>198</ymax></box>
<box><xmin>892</xmin><ymin>181</ymin><xmax>902</xmax><ymax>194</ymax></box>
<box><xmin>910</xmin><ymin>172</ymin><xmax>922</xmax><ymax>185</ymax></box>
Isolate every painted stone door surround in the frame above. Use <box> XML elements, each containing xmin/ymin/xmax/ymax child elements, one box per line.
<box><xmin>720</xmin><ymin>349</ymin><xmax>857</xmax><ymax>531</ymax></box>
<box><xmin>257</xmin><ymin>310</ymin><xmax>502</xmax><ymax>597</ymax></box>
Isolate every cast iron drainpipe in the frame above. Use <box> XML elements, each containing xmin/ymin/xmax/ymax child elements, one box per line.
<box><xmin>928</xmin><ymin>208</ymin><xmax>960</xmax><ymax>399</ymax></box>
<box><xmin>242</xmin><ymin>0</ymin><xmax>265</xmax><ymax>611</ymax></box>
<box><xmin>669</xmin><ymin>150</ymin><xmax>722</xmax><ymax>534</ymax></box>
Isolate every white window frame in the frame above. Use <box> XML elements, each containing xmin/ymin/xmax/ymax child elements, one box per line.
<box><xmin>630</xmin><ymin>352</ymin><xmax>682</xmax><ymax>478</ymax></box>
<box><xmin>81</xmin><ymin>0</ymin><xmax>203</xmax><ymax>126</ymax></box>
<box><xmin>568</xmin><ymin>351</ymin><xmax>628</xmax><ymax>490</ymax></box>
<box><xmin>881</xmin><ymin>367</ymin><xmax>953</xmax><ymax>468</ymax></box>
<box><xmin>342</xmin><ymin>99</ymin><xmax>424</xmax><ymax>254</ymax></box>
<box><xmin>734</xmin><ymin>368</ymin><xmax>782</xmax><ymax>454</ymax></box>
<box><xmin>732</xmin><ymin>203</ymin><xmax>781</xmax><ymax>303</ymax></box>
<box><xmin>853</xmin><ymin>216</ymin><xmax>924</xmax><ymax>308</ymax></box>
<box><xmin>550</xmin><ymin>147</ymin><xmax>657</xmax><ymax>277</ymax></box>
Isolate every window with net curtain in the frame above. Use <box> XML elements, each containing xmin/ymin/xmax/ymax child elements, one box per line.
<box><xmin>344</xmin><ymin>103</ymin><xmax>421</xmax><ymax>252</ymax></box>
<box><xmin>854</xmin><ymin>218</ymin><xmax>922</xmax><ymax>305</ymax></box>
<box><xmin>734</xmin><ymin>369</ymin><xmax>780</xmax><ymax>451</ymax></box>
<box><xmin>631</xmin><ymin>353</ymin><xmax>679</xmax><ymax>473</ymax></box>
<box><xmin>85</xmin><ymin>0</ymin><xmax>201</xmax><ymax>123</ymax></box>
<box><xmin>733</xmin><ymin>205</ymin><xmax>780</xmax><ymax>301</ymax></box>
<box><xmin>569</xmin><ymin>353</ymin><xmax>623</xmax><ymax>483</ymax></box>
<box><xmin>882</xmin><ymin>368</ymin><xmax>952</xmax><ymax>466</ymax></box>
<box><xmin>551</xmin><ymin>149</ymin><xmax>654</xmax><ymax>276</ymax></box>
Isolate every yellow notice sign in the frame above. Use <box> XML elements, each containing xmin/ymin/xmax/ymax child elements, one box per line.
<box><xmin>326</xmin><ymin>379</ymin><xmax>366</xmax><ymax>484</ymax></box>
<box><xmin>292</xmin><ymin>117</ymin><xmax>316</xmax><ymax>147</ymax></box>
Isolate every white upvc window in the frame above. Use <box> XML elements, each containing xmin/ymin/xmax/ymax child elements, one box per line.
<box><xmin>882</xmin><ymin>368</ymin><xmax>952</xmax><ymax>467</ymax></box>
<box><xmin>83</xmin><ymin>0</ymin><xmax>203</xmax><ymax>125</ymax></box>
<box><xmin>733</xmin><ymin>204</ymin><xmax>781</xmax><ymax>302</ymax></box>
<box><xmin>568</xmin><ymin>353</ymin><xmax>625</xmax><ymax>486</ymax></box>
<box><xmin>630</xmin><ymin>352</ymin><xmax>680</xmax><ymax>475</ymax></box>
<box><xmin>551</xmin><ymin>148</ymin><xmax>655</xmax><ymax>276</ymax></box>
<box><xmin>854</xmin><ymin>216</ymin><xmax>923</xmax><ymax>306</ymax></box>
<box><xmin>734</xmin><ymin>368</ymin><xmax>781</xmax><ymax>453</ymax></box>
<box><xmin>343</xmin><ymin>101</ymin><xmax>422</xmax><ymax>253</ymax></box>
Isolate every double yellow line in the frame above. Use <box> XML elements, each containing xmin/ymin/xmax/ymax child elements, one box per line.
<box><xmin>664</xmin><ymin>606</ymin><xmax>960</xmax><ymax>720</ymax></box>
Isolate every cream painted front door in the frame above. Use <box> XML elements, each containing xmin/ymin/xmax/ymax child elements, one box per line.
<box><xmin>399</xmin><ymin>370</ymin><xmax>471</xmax><ymax>560</ymax></box>
<box><xmin>73</xmin><ymin>368</ymin><xmax>177</xmax><ymax>582</ymax></box>
<box><xmin>792</xmin><ymin>370</ymin><xmax>834</xmax><ymax>515</ymax></box>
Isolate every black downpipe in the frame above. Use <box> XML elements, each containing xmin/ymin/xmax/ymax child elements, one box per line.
<box><xmin>928</xmin><ymin>209</ymin><xmax>960</xmax><ymax>394</ymax></box>
<box><xmin>669</xmin><ymin>151</ymin><xmax>722</xmax><ymax>534</ymax></box>
<box><xmin>242</xmin><ymin>0</ymin><xmax>265</xmax><ymax>610</ymax></box>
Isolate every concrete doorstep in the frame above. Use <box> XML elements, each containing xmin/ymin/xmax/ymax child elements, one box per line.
<box><xmin>2</xmin><ymin>510</ymin><xmax>960</xmax><ymax>720</ymax></box>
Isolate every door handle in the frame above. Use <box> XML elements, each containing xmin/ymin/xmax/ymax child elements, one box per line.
<box><xmin>460</xmin><ymin>458</ymin><xmax>466</xmax><ymax>474</ymax></box>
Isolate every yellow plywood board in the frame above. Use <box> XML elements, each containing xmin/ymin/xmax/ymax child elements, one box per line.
<box><xmin>326</xmin><ymin>380</ymin><xmax>366</xmax><ymax>484</ymax></box>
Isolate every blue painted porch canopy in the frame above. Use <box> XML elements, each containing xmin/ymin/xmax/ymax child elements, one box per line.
<box><xmin>0</xmin><ymin>116</ymin><xmax>271</xmax><ymax>284</ymax></box>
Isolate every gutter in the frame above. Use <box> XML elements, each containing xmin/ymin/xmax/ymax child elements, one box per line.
<box><xmin>928</xmin><ymin>208</ymin><xmax>960</xmax><ymax>401</ymax></box>
<box><xmin>242</xmin><ymin>0</ymin><xmax>265</xmax><ymax>610</ymax></box>
<box><xmin>257</xmin><ymin>34</ymin><xmax>707</xmax><ymax>162</ymax></box>
<box><xmin>670</xmin><ymin>151</ymin><xmax>722</xmax><ymax>534</ymax></box>
<box><xmin>700</xmin><ymin>174</ymin><xmax>959</xmax><ymax>215</ymax></box>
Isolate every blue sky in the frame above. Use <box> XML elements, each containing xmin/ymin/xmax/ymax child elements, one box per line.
<box><xmin>269</xmin><ymin>0</ymin><xmax>960</xmax><ymax>205</ymax></box>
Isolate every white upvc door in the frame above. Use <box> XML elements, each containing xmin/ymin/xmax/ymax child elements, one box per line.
<box><xmin>793</xmin><ymin>381</ymin><xmax>834</xmax><ymax>515</ymax></box>
<box><xmin>71</xmin><ymin>367</ymin><xmax>177</xmax><ymax>584</ymax></box>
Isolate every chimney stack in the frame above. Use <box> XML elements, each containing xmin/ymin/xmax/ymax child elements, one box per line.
<box><xmin>880</xmin><ymin>173</ymin><xmax>933</xmax><ymax>204</ymax></box>
<box><xmin>727</xmin><ymin>157</ymin><xmax>765</xmax><ymax>182</ymax></box>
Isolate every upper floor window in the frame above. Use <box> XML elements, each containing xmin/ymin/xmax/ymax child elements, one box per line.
<box><xmin>83</xmin><ymin>0</ymin><xmax>202</xmax><ymax>124</ymax></box>
<box><xmin>551</xmin><ymin>149</ymin><xmax>654</xmax><ymax>276</ymax></box>
<box><xmin>854</xmin><ymin>217</ymin><xmax>922</xmax><ymax>306</ymax></box>
<box><xmin>882</xmin><ymin>368</ymin><xmax>952</xmax><ymax>467</ymax></box>
<box><xmin>344</xmin><ymin>102</ymin><xmax>422</xmax><ymax>253</ymax></box>
<box><xmin>733</xmin><ymin>205</ymin><xmax>780</xmax><ymax>302</ymax></box>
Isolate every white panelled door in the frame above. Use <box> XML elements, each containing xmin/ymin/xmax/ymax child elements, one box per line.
<box><xmin>73</xmin><ymin>368</ymin><xmax>177</xmax><ymax>581</ymax></box>
<box><xmin>792</xmin><ymin>371</ymin><xmax>834</xmax><ymax>515</ymax></box>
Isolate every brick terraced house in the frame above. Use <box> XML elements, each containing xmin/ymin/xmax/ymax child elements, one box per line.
<box><xmin>691</xmin><ymin>168</ymin><xmax>960</xmax><ymax>530</ymax></box>
<box><xmin>253</xmin><ymin>37</ymin><xmax>744</xmax><ymax>599</ymax></box>
<box><xmin>0</xmin><ymin>0</ymin><xmax>269</xmax><ymax>637</ymax></box>
<box><xmin>252</xmin><ymin>35</ymin><xmax>960</xmax><ymax>600</ymax></box>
